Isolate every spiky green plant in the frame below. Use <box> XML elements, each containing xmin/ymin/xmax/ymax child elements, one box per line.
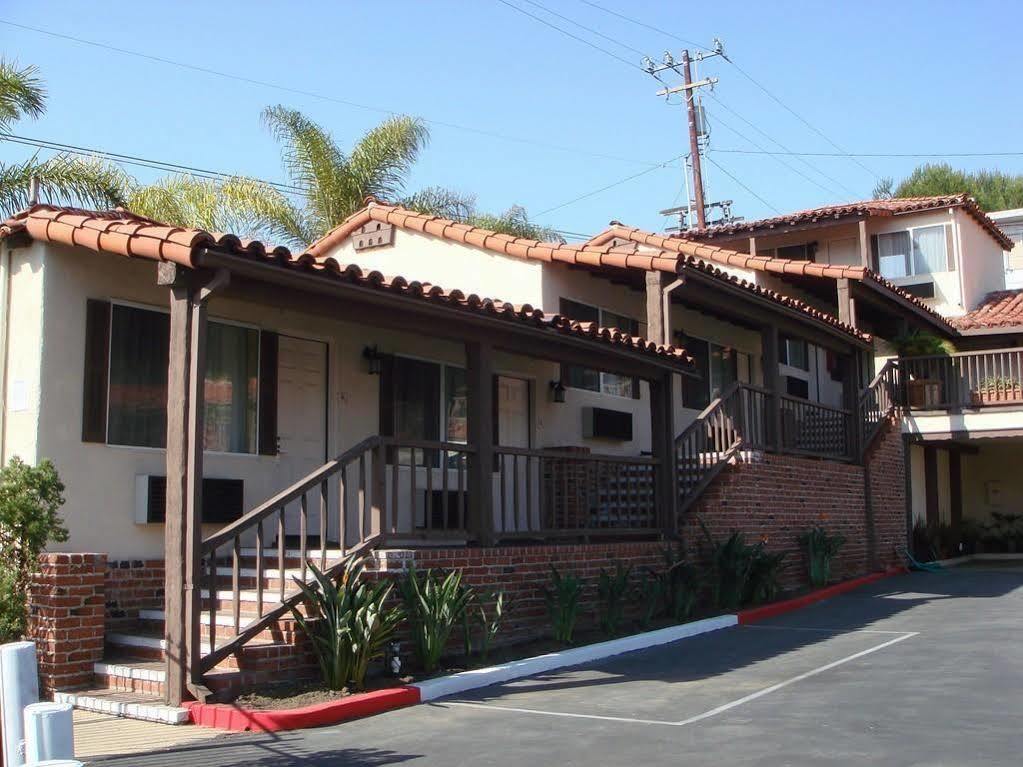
<box><xmin>400</xmin><ymin>566</ymin><xmax>473</xmax><ymax>673</ymax></box>
<box><xmin>475</xmin><ymin>591</ymin><xmax>507</xmax><ymax>663</ymax></box>
<box><xmin>542</xmin><ymin>564</ymin><xmax>583</xmax><ymax>644</ymax></box>
<box><xmin>798</xmin><ymin>526</ymin><xmax>846</xmax><ymax>588</ymax></box>
<box><xmin>289</xmin><ymin>557</ymin><xmax>403</xmax><ymax>691</ymax></box>
<box><xmin>700</xmin><ymin>521</ymin><xmax>757</xmax><ymax>611</ymax></box>
<box><xmin>597</xmin><ymin>561</ymin><xmax>632</xmax><ymax>636</ymax></box>
<box><xmin>745</xmin><ymin>546</ymin><xmax>787</xmax><ymax>605</ymax></box>
<box><xmin>636</xmin><ymin>570</ymin><xmax>664</xmax><ymax>630</ymax></box>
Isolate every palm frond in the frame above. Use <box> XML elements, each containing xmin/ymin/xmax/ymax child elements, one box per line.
<box><xmin>399</xmin><ymin>186</ymin><xmax>475</xmax><ymax>221</ymax></box>
<box><xmin>466</xmin><ymin>204</ymin><xmax>564</xmax><ymax>242</ymax></box>
<box><xmin>0</xmin><ymin>59</ymin><xmax>46</xmax><ymax>132</ymax></box>
<box><xmin>262</xmin><ymin>105</ymin><xmax>348</xmax><ymax>235</ymax></box>
<box><xmin>0</xmin><ymin>154</ymin><xmax>129</xmax><ymax>216</ymax></box>
<box><xmin>348</xmin><ymin>116</ymin><xmax>430</xmax><ymax>204</ymax></box>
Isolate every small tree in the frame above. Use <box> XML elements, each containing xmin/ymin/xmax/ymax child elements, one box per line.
<box><xmin>0</xmin><ymin>457</ymin><xmax>67</xmax><ymax>642</ymax></box>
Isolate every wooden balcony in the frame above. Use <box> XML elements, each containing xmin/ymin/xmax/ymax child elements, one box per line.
<box><xmin>899</xmin><ymin>348</ymin><xmax>1023</xmax><ymax>411</ymax></box>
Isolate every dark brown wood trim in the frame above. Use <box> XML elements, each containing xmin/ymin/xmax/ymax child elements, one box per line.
<box><xmin>923</xmin><ymin>445</ymin><xmax>939</xmax><ymax>528</ymax></box>
<box><xmin>949</xmin><ymin>450</ymin><xmax>963</xmax><ymax>536</ymax></box>
<box><xmin>257</xmin><ymin>331</ymin><xmax>279</xmax><ymax>456</ymax></box>
<box><xmin>466</xmin><ymin>341</ymin><xmax>495</xmax><ymax>545</ymax></box>
<box><xmin>82</xmin><ymin>299</ymin><xmax>111</xmax><ymax>443</ymax></box>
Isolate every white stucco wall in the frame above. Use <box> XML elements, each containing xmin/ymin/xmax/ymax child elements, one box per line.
<box><xmin>2</xmin><ymin>242</ymin><xmax>45</xmax><ymax>466</ymax></box>
<box><xmin>962</xmin><ymin>440</ymin><xmax>1023</xmax><ymax>523</ymax></box>
<box><xmin>955</xmin><ymin>208</ymin><xmax>1006</xmax><ymax>314</ymax></box>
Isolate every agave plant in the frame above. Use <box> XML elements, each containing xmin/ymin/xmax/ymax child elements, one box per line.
<box><xmin>798</xmin><ymin>525</ymin><xmax>846</xmax><ymax>588</ymax></box>
<box><xmin>597</xmin><ymin>561</ymin><xmax>632</xmax><ymax>636</ymax></box>
<box><xmin>290</xmin><ymin>556</ymin><xmax>403</xmax><ymax>691</ymax></box>
<box><xmin>543</xmin><ymin>564</ymin><xmax>583</xmax><ymax>644</ymax></box>
<box><xmin>745</xmin><ymin>546</ymin><xmax>787</xmax><ymax>605</ymax></box>
<box><xmin>400</xmin><ymin>566</ymin><xmax>474</xmax><ymax>673</ymax></box>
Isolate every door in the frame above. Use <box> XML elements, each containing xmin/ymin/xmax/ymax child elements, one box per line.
<box><xmin>496</xmin><ymin>376</ymin><xmax>534</xmax><ymax>532</ymax></box>
<box><xmin>276</xmin><ymin>336</ymin><xmax>328</xmax><ymax>540</ymax></box>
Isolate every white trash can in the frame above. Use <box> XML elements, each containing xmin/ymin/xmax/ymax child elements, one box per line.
<box><xmin>23</xmin><ymin>702</ymin><xmax>75</xmax><ymax>764</ymax></box>
<box><xmin>0</xmin><ymin>641</ymin><xmax>40</xmax><ymax>767</ymax></box>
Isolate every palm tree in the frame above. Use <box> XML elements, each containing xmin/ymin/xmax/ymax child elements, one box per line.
<box><xmin>0</xmin><ymin>60</ymin><xmax>127</xmax><ymax>215</ymax></box>
<box><xmin>130</xmin><ymin>106</ymin><xmax>560</xmax><ymax>246</ymax></box>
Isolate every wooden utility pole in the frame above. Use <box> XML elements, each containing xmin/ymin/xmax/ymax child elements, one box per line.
<box><xmin>681</xmin><ymin>50</ymin><xmax>707</xmax><ymax>229</ymax></box>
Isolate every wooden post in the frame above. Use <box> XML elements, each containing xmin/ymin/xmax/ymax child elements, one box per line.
<box><xmin>161</xmin><ymin>267</ymin><xmax>191</xmax><ymax>707</ymax></box>
<box><xmin>371</xmin><ymin>441</ymin><xmax>387</xmax><ymax>539</ymax></box>
<box><xmin>858</xmin><ymin>219</ymin><xmax>870</xmax><ymax>268</ymax></box>
<box><xmin>645</xmin><ymin>271</ymin><xmax>667</xmax><ymax>346</ymax></box>
<box><xmin>748</xmin><ymin>236</ymin><xmax>757</xmax><ymax>257</ymax></box>
<box><xmin>649</xmin><ymin>371</ymin><xmax>677</xmax><ymax>536</ymax></box>
<box><xmin>761</xmin><ymin>324</ymin><xmax>783</xmax><ymax>452</ymax></box>
<box><xmin>837</xmin><ymin>278</ymin><xmax>856</xmax><ymax>328</ymax></box>
<box><xmin>465</xmin><ymin>341</ymin><xmax>495</xmax><ymax>545</ymax></box>
<box><xmin>844</xmin><ymin>350</ymin><xmax>862</xmax><ymax>460</ymax></box>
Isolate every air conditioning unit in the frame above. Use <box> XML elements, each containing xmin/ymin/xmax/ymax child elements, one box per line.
<box><xmin>135</xmin><ymin>475</ymin><xmax>245</xmax><ymax>524</ymax></box>
<box><xmin>582</xmin><ymin>407</ymin><xmax>633</xmax><ymax>441</ymax></box>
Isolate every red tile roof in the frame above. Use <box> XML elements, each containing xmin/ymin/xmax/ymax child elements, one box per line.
<box><xmin>308</xmin><ymin>201</ymin><xmax>869</xmax><ymax>341</ymax></box>
<box><xmin>589</xmin><ymin>223</ymin><xmax>954</xmax><ymax>332</ymax></box>
<box><xmin>677</xmin><ymin>194</ymin><xmax>1014</xmax><ymax>251</ymax></box>
<box><xmin>0</xmin><ymin>205</ymin><xmax>692</xmax><ymax>367</ymax></box>
<box><xmin>952</xmin><ymin>289</ymin><xmax>1023</xmax><ymax>331</ymax></box>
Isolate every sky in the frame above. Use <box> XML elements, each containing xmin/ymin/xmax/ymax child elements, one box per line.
<box><xmin>2</xmin><ymin>0</ymin><xmax>1022</xmax><ymax>241</ymax></box>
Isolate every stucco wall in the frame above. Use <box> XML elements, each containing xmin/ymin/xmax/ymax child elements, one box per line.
<box><xmin>962</xmin><ymin>440</ymin><xmax>1023</xmax><ymax>523</ymax></box>
<box><xmin>956</xmin><ymin>208</ymin><xmax>1006</xmax><ymax>314</ymax></box>
<box><xmin>3</xmin><ymin>242</ymin><xmax>45</xmax><ymax>465</ymax></box>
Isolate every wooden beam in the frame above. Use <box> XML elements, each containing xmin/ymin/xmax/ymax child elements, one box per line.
<box><xmin>648</xmin><ymin>371</ymin><xmax>677</xmax><ymax>535</ymax></box>
<box><xmin>761</xmin><ymin>323</ymin><xmax>783</xmax><ymax>452</ymax></box>
<box><xmin>949</xmin><ymin>450</ymin><xmax>963</xmax><ymax>539</ymax></box>
<box><xmin>645</xmin><ymin>271</ymin><xmax>667</xmax><ymax>347</ymax></box>
<box><xmin>858</xmin><ymin>219</ymin><xmax>870</xmax><ymax>268</ymax></box>
<box><xmin>923</xmin><ymin>446</ymin><xmax>939</xmax><ymax>528</ymax></box>
<box><xmin>465</xmin><ymin>341</ymin><xmax>495</xmax><ymax>545</ymax></box>
<box><xmin>837</xmin><ymin>278</ymin><xmax>857</xmax><ymax>329</ymax></box>
<box><xmin>748</xmin><ymin>235</ymin><xmax>757</xmax><ymax>257</ymax></box>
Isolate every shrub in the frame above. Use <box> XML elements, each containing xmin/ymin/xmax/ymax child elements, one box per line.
<box><xmin>745</xmin><ymin>547</ymin><xmax>787</xmax><ymax>604</ymax></box>
<box><xmin>704</xmin><ymin>528</ymin><xmax>757</xmax><ymax>610</ymax></box>
<box><xmin>798</xmin><ymin>526</ymin><xmax>846</xmax><ymax>588</ymax></box>
<box><xmin>660</xmin><ymin>546</ymin><xmax>700</xmax><ymax>621</ymax></box>
<box><xmin>290</xmin><ymin>557</ymin><xmax>403</xmax><ymax>691</ymax></box>
<box><xmin>474</xmin><ymin>591</ymin><xmax>506</xmax><ymax>664</ymax></box>
<box><xmin>542</xmin><ymin>564</ymin><xmax>582</xmax><ymax>644</ymax></box>
<box><xmin>636</xmin><ymin>571</ymin><xmax>664</xmax><ymax>629</ymax></box>
<box><xmin>597</xmin><ymin>562</ymin><xmax>632</xmax><ymax>636</ymax></box>
<box><xmin>0</xmin><ymin>457</ymin><xmax>67</xmax><ymax>643</ymax></box>
<box><xmin>400</xmin><ymin>566</ymin><xmax>473</xmax><ymax>673</ymax></box>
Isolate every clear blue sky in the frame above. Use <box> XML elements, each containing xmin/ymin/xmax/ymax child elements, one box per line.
<box><xmin>2</xmin><ymin>0</ymin><xmax>1021</xmax><ymax>239</ymax></box>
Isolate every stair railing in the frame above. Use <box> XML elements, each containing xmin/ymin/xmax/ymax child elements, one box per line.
<box><xmin>858</xmin><ymin>359</ymin><xmax>900</xmax><ymax>455</ymax></box>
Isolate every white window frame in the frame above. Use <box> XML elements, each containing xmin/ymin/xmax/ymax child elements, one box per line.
<box><xmin>560</xmin><ymin>297</ymin><xmax>638</xmax><ymax>399</ymax></box>
<box><xmin>877</xmin><ymin>224</ymin><xmax>952</xmax><ymax>281</ymax></box>
<box><xmin>392</xmin><ymin>354</ymin><xmax>466</xmax><ymax>444</ymax></box>
<box><xmin>678</xmin><ymin>331</ymin><xmax>752</xmax><ymax>407</ymax></box>
<box><xmin>106</xmin><ymin>299</ymin><xmax>262</xmax><ymax>456</ymax></box>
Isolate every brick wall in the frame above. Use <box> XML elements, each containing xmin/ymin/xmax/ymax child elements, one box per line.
<box><xmin>683</xmin><ymin>427</ymin><xmax>906</xmax><ymax>589</ymax></box>
<box><xmin>105</xmin><ymin>559</ymin><xmax>165</xmax><ymax>630</ymax></box>
<box><xmin>371</xmin><ymin>541</ymin><xmax>666</xmax><ymax>647</ymax></box>
<box><xmin>28</xmin><ymin>553</ymin><xmax>107</xmax><ymax>693</ymax></box>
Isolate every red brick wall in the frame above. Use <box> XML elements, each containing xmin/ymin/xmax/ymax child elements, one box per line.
<box><xmin>370</xmin><ymin>542</ymin><xmax>666</xmax><ymax>647</ymax></box>
<box><xmin>105</xmin><ymin>559</ymin><xmax>165</xmax><ymax>630</ymax></box>
<box><xmin>28</xmin><ymin>553</ymin><xmax>106</xmax><ymax>693</ymax></box>
<box><xmin>683</xmin><ymin>428</ymin><xmax>906</xmax><ymax>589</ymax></box>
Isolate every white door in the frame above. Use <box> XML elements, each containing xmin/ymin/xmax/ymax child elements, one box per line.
<box><xmin>497</xmin><ymin>376</ymin><xmax>530</xmax><ymax>448</ymax></box>
<box><xmin>496</xmin><ymin>376</ymin><xmax>535</xmax><ymax>532</ymax></box>
<box><xmin>277</xmin><ymin>336</ymin><xmax>328</xmax><ymax>540</ymax></box>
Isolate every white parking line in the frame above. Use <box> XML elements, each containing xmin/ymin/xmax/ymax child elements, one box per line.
<box><xmin>741</xmin><ymin>624</ymin><xmax>915</xmax><ymax>635</ymax></box>
<box><xmin>442</xmin><ymin>631</ymin><xmax>918</xmax><ymax>728</ymax></box>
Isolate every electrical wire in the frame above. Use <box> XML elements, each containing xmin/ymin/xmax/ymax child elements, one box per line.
<box><xmin>536</xmin><ymin>155</ymin><xmax>682</xmax><ymax>216</ymax></box>
<box><xmin>702</xmin><ymin>154</ymin><xmax>781</xmax><ymax>214</ymax></box>
<box><xmin>715</xmin><ymin>148</ymin><xmax>1023</xmax><ymax>159</ymax></box>
<box><xmin>574</xmin><ymin>0</ymin><xmax>712</xmax><ymax>52</ymax></box>
<box><xmin>515</xmin><ymin>0</ymin><xmax>651</xmax><ymax>58</ymax></box>
<box><xmin>0</xmin><ymin>18</ymin><xmax>658</xmax><ymax>169</ymax></box>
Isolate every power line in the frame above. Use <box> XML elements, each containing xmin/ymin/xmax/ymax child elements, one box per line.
<box><xmin>702</xmin><ymin>154</ymin><xmax>781</xmax><ymax>214</ymax></box>
<box><xmin>492</xmin><ymin>0</ymin><xmax>647</xmax><ymax>72</ymax></box>
<box><xmin>574</xmin><ymin>0</ymin><xmax>711</xmax><ymax>52</ymax></box>
<box><xmin>0</xmin><ymin>18</ymin><xmax>658</xmax><ymax>169</ymax></box>
<box><xmin>537</xmin><ymin>155</ymin><xmax>682</xmax><ymax>216</ymax></box>
<box><xmin>703</xmin><ymin>92</ymin><xmax>861</xmax><ymax>198</ymax></box>
<box><xmin>515</xmin><ymin>0</ymin><xmax>650</xmax><ymax>58</ymax></box>
<box><xmin>716</xmin><ymin>147</ymin><xmax>1023</xmax><ymax>159</ymax></box>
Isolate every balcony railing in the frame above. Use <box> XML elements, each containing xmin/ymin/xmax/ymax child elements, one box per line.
<box><xmin>780</xmin><ymin>395</ymin><xmax>852</xmax><ymax>460</ymax></box>
<box><xmin>899</xmin><ymin>348</ymin><xmax>1023</xmax><ymax>410</ymax></box>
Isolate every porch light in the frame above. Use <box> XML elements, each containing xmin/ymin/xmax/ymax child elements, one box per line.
<box><xmin>550</xmin><ymin>379</ymin><xmax>566</xmax><ymax>403</ymax></box>
<box><xmin>363</xmin><ymin>345</ymin><xmax>382</xmax><ymax>375</ymax></box>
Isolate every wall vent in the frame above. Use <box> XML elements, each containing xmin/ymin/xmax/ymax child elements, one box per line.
<box><xmin>135</xmin><ymin>475</ymin><xmax>245</xmax><ymax>524</ymax></box>
<box><xmin>352</xmin><ymin>221</ymin><xmax>395</xmax><ymax>251</ymax></box>
<box><xmin>582</xmin><ymin>407</ymin><xmax>633</xmax><ymax>441</ymax></box>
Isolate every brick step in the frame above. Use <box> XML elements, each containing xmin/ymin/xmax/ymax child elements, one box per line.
<box><xmin>105</xmin><ymin>631</ymin><xmax>313</xmax><ymax>672</ymax></box>
<box><xmin>93</xmin><ymin>659</ymin><xmax>166</xmax><ymax>697</ymax></box>
<box><xmin>138</xmin><ymin>609</ymin><xmax>305</xmax><ymax>644</ymax></box>
<box><xmin>54</xmin><ymin>688</ymin><xmax>189</xmax><ymax>725</ymax></box>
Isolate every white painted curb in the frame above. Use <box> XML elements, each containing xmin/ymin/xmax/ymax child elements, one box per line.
<box><xmin>413</xmin><ymin>613</ymin><xmax>738</xmax><ymax>702</ymax></box>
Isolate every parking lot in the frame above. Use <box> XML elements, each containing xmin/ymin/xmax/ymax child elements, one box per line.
<box><xmin>96</xmin><ymin>564</ymin><xmax>1023</xmax><ymax>766</ymax></box>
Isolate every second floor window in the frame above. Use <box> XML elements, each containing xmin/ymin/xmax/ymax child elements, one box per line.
<box><xmin>559</xmin><ymin>298</ymin><xmax>638</xmax><ymax>398</ymax></box>
<box><xmin>678</xmin><ymin>333</ymin><xmax>751</xmax><ymax>410</ymax></box>
<box><xmin>877</xmin><ymin>225</ymin><xmax>950</xmax><ymax>280</ymax></box>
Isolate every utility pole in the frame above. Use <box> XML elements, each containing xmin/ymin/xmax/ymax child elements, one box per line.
<box><xmin>681</xmin><ymin>49</ymin><xmax>707</xmax><ymax>229</ymax></box>
<box><xmin>643</xmin><ymin>40</ymin><xmax>733</xmax><ymax>232</ymax></box>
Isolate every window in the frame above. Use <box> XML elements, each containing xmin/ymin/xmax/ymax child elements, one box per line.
<box><xmin>678</xmin><ymin>333</ymin><xmax>750</xmax><ymax>409</ymax></box>
<box><xmin>391</xmin><ymin>356</ymin><xmax>465</xmax><ymax>466</ymax></box>
<box><xmin>775</xmin><ymin>243</ymin><xmax>812</xmax><ymax>261</ymax></box>
<box><xmin>559</xmin><ymin>298</ymin><xmax>638</xmax><ymax>398</ymax></box>
<box><xmin>779</xmin><ymin>336</ymin><xmax>809</xmax><ymax>371</ymax></box>
<box><xmin>877</xmin><ymin>225</ymin><xmax>950</xmax><ymax>280</ymax></box>
<box><xmin>107</xmin><ymin>304</ymin><xmax>260</xmax><ymax>453</ymax></box>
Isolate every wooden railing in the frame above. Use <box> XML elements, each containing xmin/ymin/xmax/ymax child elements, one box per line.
<box><xmin>195</xmin><ymin>436</ymin><xmax>475</xmax><ymax>674</ymax></box>
<box><xmin>675</xmin><ymin>382</ymin><xmax>770</xmax><ymax>512</ymax></box>
<box><xmin>493</xmin><ymin>446</ymin><xmax>660</xmax><ymax>538</ymax></box>
<box><xmin>779</xmin><ymin>395</ymin><xmax>852</xmax><ymax>460</ymax></box>
<box><xmin>858</xmin><ymin>359</ymin><xmax>900</xmax><ymax>453</ymax></box>
<box><xmin>900</xmin><ymin>348</ymin><xmax>1023</xmax><ymax>410</ymax></box>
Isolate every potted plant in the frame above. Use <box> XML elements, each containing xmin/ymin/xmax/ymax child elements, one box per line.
<box><xmin>894</xmin><ymin>331</ymin><xmax>955</xmax><ymax>409</ymax></box>
<box><xmin>971</xmin><ymin>376</ymin><xmax>1023</xmax><ymax>406</ymax></box>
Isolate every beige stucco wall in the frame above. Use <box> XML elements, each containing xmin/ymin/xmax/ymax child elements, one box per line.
<box><xmin>955</xmin><ymin>208</ymin><xmax>1005</xmax><ymax>315</ymax></box>
<box><xmin>3</xmin><ymin>242</ymin><xmax>46</xmax><ymax>466</ymax></box>
<box><xmin>962</xmin><ymin>440</ymin><xmax>1023</xmax><ymax>523</ymax></box>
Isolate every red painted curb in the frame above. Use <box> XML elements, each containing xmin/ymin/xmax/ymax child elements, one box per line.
<box><xmin>188</xmin><ymin>685</ymin><xmax>421</xmax><ymax>732</ymax></box>
<box><xmin>738</xmin><ymin>567</ymin><xmax>907</xmax><ymax>625</ymax></box>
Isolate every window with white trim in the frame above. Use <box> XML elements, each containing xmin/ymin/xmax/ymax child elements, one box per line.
<box><xmin>390</xmin><ymin>356</ymin><xmax>466</xmax><ymax>466</ymax></box>
<box><xmin>877</xmin><ymin>225</ymin><xmax>950</xmax><ymax>280</ymax></box>
<box><xmin>559</xmin><ymin>298</ymin><xmax>638</xmax><ymax>398</ymax></box>
<box><xmin>677</xmin><ymin>333</ymin><xmax>751</xmax><ymax>410</ymax></box>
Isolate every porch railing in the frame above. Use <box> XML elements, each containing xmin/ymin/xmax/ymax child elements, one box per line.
<box><xmin>900</xmin><ymin>348</ymin><xmax>1023</xmax><ymax>410</ymax></box>
<box><xmin>858</xmin><ymin>359</ymin><xmax>899</xmax><ymax>453</ymax></box>
<box><xmin>779</xmin><ymin>395</ymin><xmax>852</xmax><ymax>460</ymax></box>
<box><xmin>493</xmin><ymin>446</ymin><xmax>660</xmax><ymax>538</ymax></box>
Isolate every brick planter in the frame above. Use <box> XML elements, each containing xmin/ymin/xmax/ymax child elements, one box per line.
<box><xmin>28</xmin><ymin>553</ymin><xmax>107</xmax><ymax>693</ymax></box>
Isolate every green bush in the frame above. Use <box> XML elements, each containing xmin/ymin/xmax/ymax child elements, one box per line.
<box><xmin>400</xmin><ymin>566</ymin><xmax>473</xmax><ymax>673</ymax></box>
<box><xmin>636</xmin><ymin>570</ymin><xmax>664</xmax><ymax>629</ymax></box>
<box><xmin>290</xmin><ymin>557</ymin><xmax>403</xmax><ymax>691</ymax></box>
<box><xmin>542</xmin><ymin>564</ymin><xmax>582</xmax><ymax>644</ymax></box>
<box><xmin>705</xmin><ymin>529</ymin><xmax>757</xmax><ymax>610</ymax></box>
<box><xmin>597</xmin><ymin>562</ymin><xmax>632</xmax><ymax>636</ymax></box>
<box><xmin>0</xmin><ymin>457</ymin><xmax>67</xmax><ymax>643</ymax></box>
<box><xmin>798</xmin><ymin>526</ymin><xmax>846</xmax><ymax>588</ymax></box>
<box><xmin>660</xmin><ymin>546</ymin><xmax>700</xmax><ymax>621</ymax></box>
<box><xmin>745</xmin><ymin>547</ymin><xmax>787</xmax><ymax>605</ymax></box>
<box><xmin>472</xmin><ymin>591</ymin><xmax>506</xmax><ymax>664</ymax></box>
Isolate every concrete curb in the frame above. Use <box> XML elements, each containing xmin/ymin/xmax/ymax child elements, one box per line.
<box><xmin>413</xmin><ymin>614</ymin><xmax>738</xmax><ymax>702</ymax></box>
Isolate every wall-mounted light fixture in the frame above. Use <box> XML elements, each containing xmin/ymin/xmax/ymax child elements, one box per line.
<box><xmin>363</xmin><ymin>345</ymin><xmax>383</xmax><ymax>375</ymax></box>
<box><xmin>549</xmin><ymin>379</ymin><xmax>566</xmax><ymax>403</ymax></box>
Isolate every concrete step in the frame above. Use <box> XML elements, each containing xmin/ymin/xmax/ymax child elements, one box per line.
<box><xmin>54</xmin><ymin>688</ymin><xmax>189</xmax><ymax>725</ymax></box>
<box><xmin>93</xmin><ymin>659</ymin><xmax>166</xmax><ymax>697</ymax></box>
<box><xmin>139</xmin><ymin>608</ymin><xmax>304</xmax><ymax>644</ymax></box>
<box><xmin>105</xmin><ymin>630</ymin><xmax>311</xmax><ymax>671</ymax></box>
